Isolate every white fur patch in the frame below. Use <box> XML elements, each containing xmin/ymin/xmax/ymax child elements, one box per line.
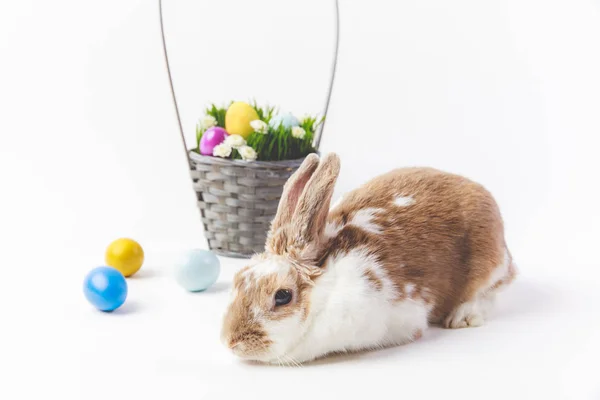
<box><xmin>404</xmin><ymin>283</ymin><xmax>415</xmax><ymax>296</ymax></box>
<box><xmin>384</xmin><ymin>297</ymin><xmax>431</xmax><ymax>345</ymax></box>
<box><xmin>348</xmin><ymin>208</ymin><xmax>384</xmax><ymax>234</ymax></box>
<box><xmin>247</xmin><ymin>259</ymin><xmax>290</xmax><ymax>280</ymax></box>
<box><xmin>242</xmin><ymin>272</ymin><xmax>253</xmax><ymax>291</ymax></box>
<box><xmin>324</xmin><ymin>221</ymin><xmax>343</xmax><ymax>238</ymax></box>
<box><xmin>324</xmin><ymin>208</ymin><xmax>385</xmax><ymax>239</ymax></box>
<box><xmin>239</xmin><ymin>259</ymin><xmax>290</xmax><ymax>291</ymax></box>
<box><xmin>278</xmin><ymin>248</ymin><xmax>429</xmax><ymax>363</ymax></box>
<box><xmin>445</xmin><ymin>298</ymin><xmax>490</xmax><ymax>328</ymax></box>
<box><xmin>262</xmin><ymin>313</ymin><xmax>303</xmax><ymax>362</ymax></box>
<box><xmin>252</xmin><ymin>306</ymin><xmax>263</xmax><ymax>321</ymax></box>
<box><xmin>393</xmin><ymin>196</ymin><xmax>415</xmax><ymax>207</ymax></box>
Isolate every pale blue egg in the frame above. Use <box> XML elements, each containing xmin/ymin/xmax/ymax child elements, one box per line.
<box><xmin>174</xmin><ymin>249</ymin><xmax>221</xmax><ymax>292</ymax></box>
<box><xmin>269</xmin><ymin>113</ymin><xmax>300</xmax><ymax>130</ymax></box>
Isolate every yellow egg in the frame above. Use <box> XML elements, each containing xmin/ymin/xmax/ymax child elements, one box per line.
<box><xmin>225</xmin><ymin>101</ymin><xmax>260</xmax><ymax>139</ymax></box>
<box><xmin>105</xmin><ymin>238</ymin><xmax>144</xmax><ymax>277</ymax></box>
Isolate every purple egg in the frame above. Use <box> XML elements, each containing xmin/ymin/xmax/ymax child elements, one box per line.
<box><xmin>200</xmin><ymin>127</ymin><xmax>229</xmax><ymax>156</ymax></box>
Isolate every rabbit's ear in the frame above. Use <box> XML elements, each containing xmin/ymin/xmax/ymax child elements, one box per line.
<box><xmin>291</xmin><ymin>152</ymin><xmax>341</xmax><ymax>249</ymax></box>
<box><xmin>266</xmin><ymin>153</ymin><xmax>320</xmax><ymax>251</ymax></box>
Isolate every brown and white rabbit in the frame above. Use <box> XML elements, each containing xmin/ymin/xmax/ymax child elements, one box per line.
<box><xmin>221</xmin><ymin>153</ymin><xmax>517</xmax><ymax>364</ymax></box>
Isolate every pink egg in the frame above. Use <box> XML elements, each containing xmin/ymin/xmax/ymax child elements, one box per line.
<box><xmin>200</xmin><ymin>127</ymin><xmax>229</xmax><ymax>156</ymax></box>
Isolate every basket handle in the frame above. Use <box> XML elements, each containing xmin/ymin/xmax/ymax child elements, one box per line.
<box><xmin>158</xmin><ymin>0</ymin><xmax>340</xmax><ymax>161</ymax></box>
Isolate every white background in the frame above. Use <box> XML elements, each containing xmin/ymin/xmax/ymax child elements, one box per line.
<box><xmin>1</xmin><ymin>0</ymin><xmax>600</xmax><ymax>399</ymax></box>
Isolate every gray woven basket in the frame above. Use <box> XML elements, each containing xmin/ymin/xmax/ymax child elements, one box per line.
<box><xmin>188</xmin><ymin>152</ymin><xmax>306</xmax><ymax>257</ymax></box>
<box><xmin>159</xmin><ymin>0</ymin><xmax>339</xmax><ymax>258</ymax></box>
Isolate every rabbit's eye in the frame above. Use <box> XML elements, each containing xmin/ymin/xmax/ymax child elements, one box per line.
<box><xmin>274</xmin><ymin>289</ymin><xmax>292</xmax><ymax>306</ymax></box>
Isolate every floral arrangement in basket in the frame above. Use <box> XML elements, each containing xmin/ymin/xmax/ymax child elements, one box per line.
<box><xmin>194</xmin><ymin>101</ymin><xmax>323</xmax><ymax>162</ymax></box>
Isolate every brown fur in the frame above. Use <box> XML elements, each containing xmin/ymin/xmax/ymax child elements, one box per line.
<box><xmin>266</xmin><ymin>153</ymin><xmax>340</xmax><ymax>266</ymax></box>
<box><xmin>222</xmin><ymin>279</ymin><xmax>272</xmax><ymax>356</ymax></box>
<box><xmin>267</xmin><ymin>160</ymin><xmax>514</xmax><ymax>325</ymax></box>
<box><xmin>322</xmin><ymin>166</ymin><xmax>513</xmax><ymax>323</ymax></box>
<box><xmin>222</xmin><ymin>153</ymin><xmax>516</xmax><ymax>360</ymax></box>
<box><xmin>221</xmin><ymin>256</ymin><xmax>312</xmax><ymax>355</ymax></box>
<box><xmin>267</xmin><ymin>153</ymin><xmax>319</xmax><ymax>246</ymax></box>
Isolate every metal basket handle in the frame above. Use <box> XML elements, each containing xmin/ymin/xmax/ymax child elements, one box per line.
<box><xmin>158</xmin><ymin>0</ymin><xmax>340</xmax><ymax>165</ymax></box>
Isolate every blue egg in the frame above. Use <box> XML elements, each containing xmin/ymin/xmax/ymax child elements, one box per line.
<box><xmin>83</xmin><ymin>266</ymin><xmax>128</xmax><ymax>312</ymax></box>
<box><xmin>269</xmin><ymin>113</ymin><xmax>300</xmax><ymax>130</ymax></box>
<box><xmin>174</xmin><ymin>249</ymin><xmax>221</xmax><ymax>292</ymax></box>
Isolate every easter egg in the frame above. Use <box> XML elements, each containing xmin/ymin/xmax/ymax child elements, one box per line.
<box><xmin>269</xmin><ymin>113</ymin><xmax>300</xmax><ymax>130</ymax></box>
<box><xmin>200</xmin><ymin>127</ymin><xmax>229</xmax><ymax>156</ymax></box>
<box><xmin>105</xmin><ymin>238</ymin><xmax>144</xmax><ymax>277</ymax></box>
<box><xmin>174</xmin><ymin>249</ymin><xmax>221</xmax><ymax>292</ymax></box>
<box><xmin>83</xmin><ymin>266</ymin><xmax>128</xmax><ymax>312</ymax></box>
<box><xmin>225</xmin><ymin>101</ymin><xmax>259</xmax><ymax>139</ymax></box>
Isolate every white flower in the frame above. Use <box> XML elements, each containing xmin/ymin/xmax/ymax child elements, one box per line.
<box><xmin>199</xmin><ymin>115</ymin><xmax>217</xmax><ymax>130</ymax></box>
<box><xmin>250</xmin><ymin>119</ymin><xmax>268</xmax><ymax>134</ymax></box>
<box><xmin>212</xmin><ymin>143</ymin><xmax>232</xmax><ymax>158</ymax></box>
<box><xmin>291</xmin><ymin>126</ymin><xmax>306</xmax><ymax>139</ymax></box>
<box><xmin>238</xmin><ymin>145</ymin><xmax>257</xmax><ymax>161</ymax></box>
<box><xmin>224</xmin><ymin>134</ymin><xmax>246</xmax><ymax>148</ymax></box>
<box><xmin>297</xmin><ymin>114</ymin><xmax>310</xmax><ymax>125</ymax></box>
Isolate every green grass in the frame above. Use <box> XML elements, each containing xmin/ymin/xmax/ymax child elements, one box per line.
<box><xmin>205</xmin><ymin>103</ymin><xmax>228</xmax><ymax>127</ymax></box>
<box><xmin>196</xmin><ymin>103</ymin><xmax>230</xmax><ymax>149</ymax></box>
<box><xmin>245</xmin><ymin>124</ymin><xmax>316</xmax><ymax>161</ymax></box>
<box><xmin>194</xmin><ymin>102</ymin><xmax>319</xmax><ymax>161</ymax></box>
<box><xmin>250</xmin><ymin>100</ymin><xmax>277</xmax><ymax>124</ymax></box>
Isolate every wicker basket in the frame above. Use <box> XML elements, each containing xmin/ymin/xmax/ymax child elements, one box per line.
<box><xmin>188</xmin><ymin>152</ymin><xmax>305</xmax><ymax>257</ymax></box>
<box><xmin>158</xmin><ymin>0</ymin><xmax>339</xmax><ymax>258</ymax></box>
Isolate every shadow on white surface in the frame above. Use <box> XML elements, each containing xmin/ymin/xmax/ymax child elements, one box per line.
<box><xmin>194</xmin><ymin>281</ymin><xmax>231</xmax><ymax>295</ymax></box>
<box><xmin>109</xmin><ymin>300</ymin><xmax>143</xmax><ymax>315</ymax></box>
<box><xmin>127</xmin><ymin>269</ymin><xmax>161</xmax><ymax>280</ymax></box>
<box><xmin>494</xmin><ymin>278</ymin><xmax>568</xmax><ymax>319</ymax></box>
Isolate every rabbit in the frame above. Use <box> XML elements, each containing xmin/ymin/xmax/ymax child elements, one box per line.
<box><xmin>220</xmin><ymin>152</ymin><xmax>517</xmax><ymax>364</ymax></box>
